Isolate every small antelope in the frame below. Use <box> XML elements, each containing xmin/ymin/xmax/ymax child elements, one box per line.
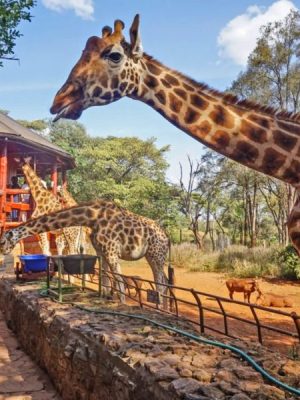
<box><xmin>256</xmin><ymin>293</ymin><xmax>293</xmax><ymax>308</ymax></box>
<box><xmin>226</xmin><ymin>278</ymin><xmax>261</xmax><ymax>303</ymax></box>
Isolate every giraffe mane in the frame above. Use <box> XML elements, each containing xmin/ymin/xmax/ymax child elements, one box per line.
<box><xmin>144</xmin><ymin>53</ymin><xmax>300</xmax><ymax>124</ymax></box>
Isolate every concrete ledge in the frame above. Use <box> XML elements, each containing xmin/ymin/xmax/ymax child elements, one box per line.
<box><xmin>0</xmin><ymin>276</ymin><xmax>299</xmax><ymax>400</ymax></box>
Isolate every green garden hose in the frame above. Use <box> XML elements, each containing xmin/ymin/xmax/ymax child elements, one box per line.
<box><xmin>75</xmin><ymin>305</ymin><xmax>300</xmax><ymax>397</ymax></box>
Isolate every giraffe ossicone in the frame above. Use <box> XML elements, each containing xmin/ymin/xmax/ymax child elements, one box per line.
<box><xmin>50</xmin><ymin>14</ymin><xmax>300</xmax><ymax>255</ymax></box>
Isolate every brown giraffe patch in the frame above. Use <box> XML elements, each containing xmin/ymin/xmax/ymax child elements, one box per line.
<box><xmin>278</xmin><ymin>120</ymin><xmax>300</xmax><ymax>135</ymax></box>
<box><xmin>193</xmin><ymin>120</ymin><xmax>212</xmax><ymax>136</ymax></box>
<box><xmin>248</xmin><ymin>114</ymin><xmax>270</xmax><ymax>129</ymax></box>
<box><xmin>147</xmin><ymin>62</ymin><xmax>162</xmax><ymax>75</ymax></box>
<box><xmin>111</xmin><ymin>77</ymin><xmax>119</xmax><ymax>89</ymax></box>
<box><xmin>191</xmin><ymin>94</ymin><xmax>209</xmax><ymax>110</ymax></box>
<box><xmin>184</xmin><ymin>108</ymin><xmax>200</xmax><ymax>124</ymax></box>
<box><xmin>282</xmin><ymin>160</ymin><xmax>300</xmax><ymax>184</ymax></box>
<box><xmin>119</xmin><ymin>82</ymin><xmax>128</xmax><ymax>92</ymax></box>
<box><xmin>274</xmin><ymin>130</ymin><xmax>297</xmax><ymax>151</ymax></box>
<box><xmin>183</xmin><ymin>82</ymin><xmax>195</xmax><ymax>92</ymax></box>
<box><xmin>120</xmin><ymin>70</ymin><xmax>126</xmax><ymax>79</ymax></box>
<box><xmin>240</xmin><ymin>120</ymin><xmax>267</xmax><ymax>143</ymax></box>
<box><xmin>92</xmin><ymin>86</ymin><xmax>102</xmax><ymax>97</ymax></box>
<box><xmin>212</xmin><ymin>130</ymin><xmax>231</xmax><ymax>148</ymax></box>
<box><xmin>161</xmin><ymin>78</ymin><xmax>172</xmax><ymax>88</ymax></box>
<box><xmin>169</xmin><ymin>92</ymin><xmax>183</xmax><ymax>113</ymax></box>
<box><xmin>155</xmin><ymin>90</ymin><xmax>166</xmax><ymax>105</ymax></box>
<box><xmin>262</xmin><ymin>148</ymin><xmax>286</xmax><ymax>175</ymax></box>
<box><xmin>164</xmin><ymin>74</ymin><xmax>179</xmax><ymax>86</ymax></box>
<box><xmin>93</xmin><ymin>87</ymin><xmax>102</xmax><ymax>97</ymax></box>
<box><xmin>102</xmin><ymin>92</ymin><xmax>112</xmax><ymax>101</ymax></box>
<box><xmin>144</xmin><ymin>75</ymin><xmax>159</xmax><ymax>89</ymax></box>
<box><xmin>234</xmin><ymin>141</ymin><xmax>259</xmax><ymax>164</ymax></box>
<box><xmin>174</xmin><ymin>88</ymin><xmax>187</xmax><ymax>100</ymax></box>
<box><xmin>209</xmin><ymin>105</ymin><xmax>234</xmax><ymax>129</ymax></box>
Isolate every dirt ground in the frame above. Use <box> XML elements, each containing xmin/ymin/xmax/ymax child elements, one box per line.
<box><xmin>120</xmin><ymin>259</ymin><xmax>300</xmax><ymax>356</ymax></box>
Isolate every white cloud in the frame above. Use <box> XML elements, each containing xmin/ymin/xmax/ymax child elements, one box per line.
<box><xmin>42</xmin><ymin>0</ymin><xmax>94</xmax><ymax>20</ymax></box>
<box><xmin>217</xmin><ymin>0</ymin><xmax>297</xmax><ymax>66</ymax></box>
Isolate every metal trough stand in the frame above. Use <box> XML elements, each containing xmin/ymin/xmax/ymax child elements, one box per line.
<box><xmin>47</xmin><ymin>254</ymin><xmax>100</xmax><ymax>302</ymax></box>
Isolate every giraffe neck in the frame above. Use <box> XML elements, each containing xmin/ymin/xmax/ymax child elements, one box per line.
<box><xmin>129</xmin><ymin>56</ymin><xmax>300</xmax><ymax>187</ymax></box>
<box><xmin>6</xmin><ymin>200</ymin><xmax>114</xmax><ymax>246</ymax></box>
<box><xmin>22</xmin><ymin>165</ymin><xmax>54</xmax><ymax>200</ymax></box>
<box><xmin>62</xmin><ymin>189</ymin><xmax>77</xmax><ymax>207</ymax></box>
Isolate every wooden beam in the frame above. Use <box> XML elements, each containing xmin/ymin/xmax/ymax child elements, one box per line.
<box><xmin>0</xmin><ymin>139</ymin><xmax>8</xmax><ymax>233</ymax></box>
<box><xmin>51</xmin><ymin>162</ymin><xmax>58</xmax><ymax>195</ymax></box>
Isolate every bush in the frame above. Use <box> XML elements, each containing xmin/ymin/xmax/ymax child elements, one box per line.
<box><xmin>217</xmin><ymin>245</ymin><xmax>279</xmax><ymax>277</ymax></box>
<box><xmin>170</xmin><ymin>243</ymin><xmax>219</xmax><ymax>271</ymax></box>
<box><xmin>277</xmin><ymin>245</ymin><xmax>300</xmax><ymax>280</ymax></box>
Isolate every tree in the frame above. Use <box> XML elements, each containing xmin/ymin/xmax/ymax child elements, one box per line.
<box><xmin>230</xmin><ymin>10</ymin><xmax>300</xmax><ymax>246</ymax></box>
<box><xmin>178</xmin><ymin>157</ymin><xmax>205</xmax><ymax>249</ymax></box>
<box><xmin>231</xmin><ymin>10</ymin><xmax>300</xmax><ymax>111</ymax></box>
<box><xmin>47</xmin><ymin>120</ymin><xmax>176</xmax><ymax>224</ymax></box>
<box><xmin>0</xmin><ymin>0</ymin><xmax>36</xmax><ymax>66</ymax></box>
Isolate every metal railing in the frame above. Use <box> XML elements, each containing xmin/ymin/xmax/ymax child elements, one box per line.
<box><xmin>72</xmin><ymin>264</ymin><xmax>300</xmax><ymax>349</ymax></box>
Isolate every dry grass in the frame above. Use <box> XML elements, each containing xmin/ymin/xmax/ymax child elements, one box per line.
<box><xmin>170</xmin><ymin>243</ymin><xmax>281</xmax><ymax>278</ymax></box>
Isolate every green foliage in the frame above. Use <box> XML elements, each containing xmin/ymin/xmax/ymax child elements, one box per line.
<box><xmin>218</xmin><ymin>245</ymin><xmax>279</xmax><ymax>277</ymax></box>
<box><xmin>277</xmin><ymin>245</ymin><xmax>300</xmax><ymax>279</ymax></box>
<box><xmin>47</xmin><ymin>120</ymin><xmax>178</xmax><ymax>226</ymax></box>
<box><xmin>17</xmin><ymin>119</ymin><xmax>47</xmax><ymax>132</ymax></box>
<box><xmin>0</xmin><ymin>0</ymin><xmax>35</xmax><ymax>66</ymax></box>
<box><xmin>230</xmin><ymin>10</ymin><xmax>300</xmax><ymax>111</ymax></box>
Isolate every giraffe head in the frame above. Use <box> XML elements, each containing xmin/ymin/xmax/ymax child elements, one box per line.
<box><xmin>0</xmin><ymin>230</ymin><xmax>19</xmax><ymax>255</ymax></box>
<box><xmin>50</xmin><ymin>15</ymin><xmax>143</xmax><ymax>121</ymax></box>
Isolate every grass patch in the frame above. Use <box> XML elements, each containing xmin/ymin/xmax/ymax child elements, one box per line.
<box><xmin>171</xmin><ymin>243</ymin><xmax>282</xmax><ymax>278</ymax></box>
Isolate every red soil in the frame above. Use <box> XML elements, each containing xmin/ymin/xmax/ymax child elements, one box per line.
<box><xmin>120</xmin><ymin>260</ymin><xmax>300</xmax><ymax>356</ymax></box>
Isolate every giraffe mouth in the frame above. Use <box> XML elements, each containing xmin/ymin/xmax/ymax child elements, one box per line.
<box><xmin>51</xmin><ymin>100</ymin><xmax>84</xmax><ymax>122</ymax></box>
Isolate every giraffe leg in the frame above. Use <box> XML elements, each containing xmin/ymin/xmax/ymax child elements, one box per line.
<box><xmin>288</xmin><ymin>192</ymin><xmax>300</xmax><ymax>255</ymax></box>
<box><xmin>39</xmin><ymin>233</ymin><xmax>51</xmax><ymax>256</ymax></box>
<box><xmin>55</xmin><ymin>234</ymin><xmax>66</xmax><ymax>256</ymax></box>
<box><xmin>104</xmin><ymin>253</ymin><xmax>126</xmax><ymax>303</ymax></box>
<box><xmin>145</xmin><ymin>252</ymin><xmax>168</xmax><ymax>310</ymax></box>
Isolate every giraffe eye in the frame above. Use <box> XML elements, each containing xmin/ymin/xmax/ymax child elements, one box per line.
<box><xmin>108</xmin><ymin>52</ymin><xmax>123</xmax><ymax>63</ymax></box>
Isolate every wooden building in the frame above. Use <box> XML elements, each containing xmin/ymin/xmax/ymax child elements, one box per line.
<box><xmin>0</xmin><ymin>112</ymin><xmax>75</xmax><ymax>235</ymax></box>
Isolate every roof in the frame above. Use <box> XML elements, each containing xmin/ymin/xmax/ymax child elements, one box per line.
<box><xmin>0</xmin><ymin>112</ymin><xmax>75</xmax><ymax>168</ymax></box>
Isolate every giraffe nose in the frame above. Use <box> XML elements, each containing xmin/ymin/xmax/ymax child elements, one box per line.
<box><xmin>51</xmin><ymin>82</ymin><xmax>73</xmax><ymax>113</ymax></box>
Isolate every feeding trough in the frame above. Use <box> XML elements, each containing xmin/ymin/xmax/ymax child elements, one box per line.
<box><xmin>51</xmin><ymin>254</ymin><xmax>97</xmax><ymax>275</ymax></box>
<box><xmin>47</xmin><ymin>254</ymin><xmax>100</xmax><ymax>302</ymax></box>
<box><xmin>19</xmin><ymin>254</ymin><xmax>48</xmax><ymax>273</ymax></box>
<box><xmin>16</xmin><ymin>254</ymin><xmax>52</xmax><ymax>281</ymax></box>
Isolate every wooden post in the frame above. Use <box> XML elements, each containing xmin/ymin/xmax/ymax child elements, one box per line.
<box><xmin>51</xmin><ymin>162</ymin><xmax>58</xmax><ymax>195</ymax></box>
<box><xmin>0</xmin><ymin>139</ymin><xmax>8</xmax><ymax>233</ymax></box>
<box><xmin>62</xmin><ymin>169</ymin><xmax>67</xmax><ymax>188</ymax></box>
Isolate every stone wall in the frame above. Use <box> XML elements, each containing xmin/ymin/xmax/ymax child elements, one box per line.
<box><xmin>0</xmin><ymin>276</ymin><xmax>299</xmax><ymax>400</ymax></box>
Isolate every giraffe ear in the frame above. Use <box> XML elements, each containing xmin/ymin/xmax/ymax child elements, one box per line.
<box><xmin>130</xmin><ymin>14</ymin><xmax>143</xmax><ymax>59</ymax></box>
<box><xmin>102</xmin><ymin>26</ymin><xmax>112</xmax><ymax>38</ymax></box>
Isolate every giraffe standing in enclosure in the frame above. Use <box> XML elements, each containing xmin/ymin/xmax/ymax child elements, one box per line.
<box><xmin>21</xmin><ymin>161</ymin><xmax>82</xmax><ymax>255</ymax></box>
<box><xmin>50</xmin><ymin>15</ymin><xmax>300</xmax><ymax>254</ymax></box>
<box><xmin>0</xmin><ymin>200</ymin><xmax>169</xmax><ymax>301</ymax></box>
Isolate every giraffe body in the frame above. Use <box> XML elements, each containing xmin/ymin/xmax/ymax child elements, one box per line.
<box><xmin>0</xmin><ymin>200</ymin><xmax>169</xmax><ymax>301</ymax></box>
<box><xmin>49</xmin><ymin>15</ymin><xmax>300</xmax><ymax>255</ymax></box>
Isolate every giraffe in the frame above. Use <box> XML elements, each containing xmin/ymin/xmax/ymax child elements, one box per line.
<box><xmin>21</xmin><ymin>161</ymin><xmax>81</xmax><ymax>255</ymax></box>
<box><xmin>50</xmin><ymin>15</ymin><xmax>300</xmax><ymax>255</ymax></box>
<box><xmin>0</xmin><ymin>200</ymin><xmax>169</xmax><ymax>303</ymax></box>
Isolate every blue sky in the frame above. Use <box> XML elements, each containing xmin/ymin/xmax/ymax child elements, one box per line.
<box><xmin>0</xmin><ymin>0</ymin><xmax>299</xmax><ymax>182</ymax></box>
